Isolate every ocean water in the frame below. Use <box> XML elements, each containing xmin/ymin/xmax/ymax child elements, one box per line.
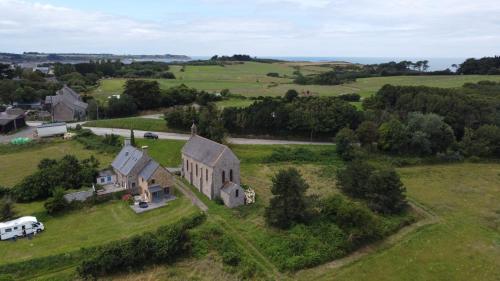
<box><xmin>190</xmin><ymin>56</ymin><xmax>466</xmax><ymax>71</ymax></box>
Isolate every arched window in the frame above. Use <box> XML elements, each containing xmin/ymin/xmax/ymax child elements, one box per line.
<box><xmin>196</xmin><ymin>164</ymin><xmax>198</xmax><ymax>176</ymax></box>
<box><xmin>222</xmin><ymin>171</ymin><xmax>226</xmax><ymax>183</ymax></box>
<box><xmin>206</xmin><ymin>169</ymin><xmax>208</xmax><ymax>181</ymax></box>
<box><xmin>230</xmin><ymin>169</ymin><xmax>233</xmax><ymax>182</ymax></box>
<box><xmin>235</xmin><ymin>189</ymin><xmax>239</xmax><ymax>198</ymax></box>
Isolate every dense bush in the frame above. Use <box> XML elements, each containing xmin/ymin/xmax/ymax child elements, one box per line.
<box><xmin>13</xmin><ymin>155</ymin><xmax>99</xmax><ymax>202</ymax></box>
<box><xmin>335</xmin><ymin>127</ymin><xmax>358</xmax><ymax>161</ymax></box>
<box><xmin>0</xmin><ymin>196</ymin><xmax>14</xmax><ymax>221</ymax></box>
<box><xmin>74</xmin><ymin>129</ymin><xmax>121</xmax><ymax>153</ymax></box>
<box><xmin>78</xmin><ymin>213</ymin><xmax>206</xmax><ymax>279</ymax></box>
<box><xmin>337</xmin><ymin>93</ymin><xmax>361</xmax><ymax>102</ymax></box>
<box><xmin>44</xmin><ymin>187</ymin><xmax>69</xmax><ymax>214</ymax></box>
<box><xmin>336</xmin><ymin>160</ymin><xmax>408</xmax><ymax>214</ymax></box>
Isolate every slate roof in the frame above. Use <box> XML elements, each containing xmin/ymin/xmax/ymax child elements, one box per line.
<box><xmin>221</xmin><ymin>182</ymin><xmax>240</xmax><ymax>193</ymax></box>
<box><xmin>0</xmin><ymin>112</ymin><xmax>24</xmax><ymax>126</ymax></box>
<box><xmin>139</xmin><ymin>160</ymin><xmax>160</xmax><ymax>180</ymax></box>
<box><xmin>98</xmin><ymin>169</ymin><xmax>115</xmax><ymax>177</ymax></box>
<box><xmin>111</xmin><ymin>145</ymin><xmax>146</xmax><ymax>176</ymax></box>
<box><xmin>181</xmin><ymin>135</ymin><xmax>239</xmax><ymax>167</ymax></box>
<box><xmin>45</xmin><ymin>85</ymin><xmax>88</xmax><ymax>110</ymax></box>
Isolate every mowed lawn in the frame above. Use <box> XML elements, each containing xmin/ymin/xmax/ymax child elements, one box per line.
<box><xmin>296</xmin><ymin>163</ymin><xmax>500</xmax><ymax>281</ymax></box>
<box><xmin>0</xmin><ymin>141</ymin><xmax>114</xmax><ymax>187</ymax></box>
<box><xmin>0</xmin><ymin>196</ymin><xmax>199</xmax><ymax>264</ymax></box>
<box><xmin>89</xmin><ymin>61</ymin><xmax>500</xmax><ymax>102</ymax></box>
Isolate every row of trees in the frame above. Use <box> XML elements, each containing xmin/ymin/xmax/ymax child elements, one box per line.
<box><xmin>457</xmin><ymin>56</ymin><xmax>500</xmax><ymax>75</ymax></box>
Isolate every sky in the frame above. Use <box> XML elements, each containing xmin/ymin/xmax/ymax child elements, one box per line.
<box><xmin>0</xmin><ymin>0</ymin><xmax>499</xmax><ymax>57</ymax></box>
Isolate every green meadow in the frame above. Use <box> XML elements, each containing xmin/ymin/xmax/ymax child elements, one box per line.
<box><xmin>90</xmin><ymin>61</ymin><xmax>500</xmax><ymax>104</ymax></box>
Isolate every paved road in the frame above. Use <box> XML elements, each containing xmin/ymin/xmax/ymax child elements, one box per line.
<box><xmin>23</xmin><ymin>121</ymin><xmax>334</xmax><ymax>145</ymax></box>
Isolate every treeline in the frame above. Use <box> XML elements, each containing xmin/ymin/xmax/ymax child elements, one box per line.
<box><xmin>53</xmin><ymin>60</ymin><xmax>176</xmax><ymax>92</ymax></box>
<box><xmin>0</xmin><ymin>78</ymin><xmax>61</xmax><ymax>105</ymax></box>
<box><xmin>333</xmin><ymin>81</ymin><xmax>500</xmax><ymax>159</ymax></box>
<box><xmin>166</xmin><ymin>95</ymin><xmax>361</xmax><ymax>139</ymax></box>
<box><xmin>92</xmin><ymin>81</ymin><xmax>224</xmax><ymax>119</ymax></box>
<box><xmin>210</xmin><ymin>54</ymin><xmax>281</xmax><ymax>63</ymax></box>
<box><xmin>457</xmin><ymin>56</ymin><xmax>500</xmax><ymax>75</ymax></box>
<box><xmin>293</xmin><ymin>60</ymin><xmax>455</xmax><ymax>86</ymax></box>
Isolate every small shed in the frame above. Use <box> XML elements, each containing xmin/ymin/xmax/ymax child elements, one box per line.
<box><xmin>0</xmin><ymin>112</ymin><xmax>26</xmax><ymax>134</ymax></box>
<box><xmin>36</xmin><ymin>122</ymin><xmax>67</xmax><ymax>138</ymax></box>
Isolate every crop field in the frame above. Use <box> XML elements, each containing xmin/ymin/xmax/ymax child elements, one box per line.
<box><xmin>89</xmin><ymin>62</ymin><xmax>500</xmax><ymax>104</ymax></box>
<box><xmin>0</xmin><ymin>141</ymin><xmax>114</xmax><ymax>187</ymax></box>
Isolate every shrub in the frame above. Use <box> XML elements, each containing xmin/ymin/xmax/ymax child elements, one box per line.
<box><xmin>44</xmin><ymin>187</ymin><xmax>69</xmax><ymax>214</ymax></box>
<box><xmin>78</xmin><ymin>213</ymin><xmax>205</xmax><ymax>279</ymax></box>
<box><xmin>0</xmin><ymin>197</ymin><xmax>14</xmax><ymax>221</ymax></box>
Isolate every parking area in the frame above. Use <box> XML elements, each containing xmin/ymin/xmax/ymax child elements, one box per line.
<box><xmin>129</xmin><ymin>195</ymin><xmax>177</xmax><ymax>214</ymax></box>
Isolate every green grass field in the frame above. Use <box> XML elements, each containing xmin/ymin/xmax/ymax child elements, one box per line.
<box><xmin>90</xmin><ymin>62</ymin><xmax>500</xmax><ymax>104</ymax></box>
<box><xmin>85</xmin><ymin>117</ymin><xmax>170</xmax><ymax>132</ymax></box>
<box><xmin>2</xmin><ymin>139</ymin><xmax>499</xmax><ymax>281</ymax></box>
<box><xmin>1</xmin><ymin>196</ymin><xmax>198</xmax><ymax>265</ymax></box>
<box><xmin>0</xmin><ymin>141</ymin><xmax>114</xmax><ymax>187</ymax></box>
<box><xmin>295</xmin><ymin>163</ymin><xmax>500</xmax><ymax>281</ymax></box>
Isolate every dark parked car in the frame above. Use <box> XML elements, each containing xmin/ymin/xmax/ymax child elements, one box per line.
<box><xmin>144</xmin><ymin>132</ymin><xmax>159</xmax><ymax>139</ymax></box>
<box><xmin>139</xmin><ymin>201</ymin><xmax>148</xmax><ymax>209</ymax></box>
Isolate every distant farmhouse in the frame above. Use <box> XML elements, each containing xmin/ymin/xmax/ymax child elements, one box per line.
<box><xmin>181</xmin><ymin>124</ymin><xmax>245</xmax><ymax>208</ymax></box>
<box><xmin>45</xmin><ymin>85</ymin><xmax>88</xmax><ymax>122</ymax></box>
<box><xmin>106</xmin><ymin>139</ymin><xmax>174</xmax><ymax>203</ymax></box>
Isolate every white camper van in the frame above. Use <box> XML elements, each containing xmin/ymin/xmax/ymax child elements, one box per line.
<box><xmin>0</xmin><ymin>216</ymin><xmax>45</xmax><ymax>240</ymax></box>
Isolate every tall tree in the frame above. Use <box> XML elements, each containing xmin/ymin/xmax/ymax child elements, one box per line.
<box><xmin>335</xmin><ymin>127</ymin><xmax>358</xmax><ymax>161</ymax></box>
<box><xmin>265</xmin><ymin>168</ymin><xmax>310</xmax><ymax>229</ymax></box>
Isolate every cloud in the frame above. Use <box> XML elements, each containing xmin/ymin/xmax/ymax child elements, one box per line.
<box><xmin>0</xmin><ymin>0</ymin><xmax>499</xmax><ymax>57</ymax></box>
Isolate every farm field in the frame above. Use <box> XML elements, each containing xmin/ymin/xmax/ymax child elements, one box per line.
<box><xmin>0</xmin><ymin>141</ymin><xmax>114</xmax><ymax>187</ymax></box>
<box><xmin>89</xmin><ymin>61</ymin><xmax>500</xmax><ymax>103</ymax></box>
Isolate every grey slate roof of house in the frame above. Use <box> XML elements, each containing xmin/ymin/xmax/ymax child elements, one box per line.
<box><xmin>181</xmin><ymin>135</ymin><xmax>239</xmax><ymax>166</ymax></box>
<box><xmin>98</xmin><ymin>169</ymin><xmax>115</xmax><ymax>177</ymax></box>
<box><xmin>45</xmin><ymin>85</ymin><xmax>88</xmax><ymax>110</ymax></box>
<box><xmin>139</xmin><ymin>160</ymin><xmax>160</xmax><ymax>180</ymax></box>
<box><xmin>111</xmin><ymin>145</ymin><xmax>146</xmax><ymax>176</ymax></box>
<box><xmin>221</xmin><ymin>182</ymin><xmax>239</xmax><ymax>193</ymax></box>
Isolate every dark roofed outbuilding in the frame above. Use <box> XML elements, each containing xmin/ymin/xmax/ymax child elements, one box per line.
<box><xmin>0</xmin><ymin>112</ymin><xmax>26</xmax><ymax>134</ymax></box>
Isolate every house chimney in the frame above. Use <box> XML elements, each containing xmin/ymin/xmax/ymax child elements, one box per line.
<box><xmin>124</xmin><ymin>138</ymin><xmax>131</xmax><ymax>147</ymax></box>
<box><xmin>141</xmin><ymin>146</ymin><xmax>149</xmax><ymax>156</ymax></box>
